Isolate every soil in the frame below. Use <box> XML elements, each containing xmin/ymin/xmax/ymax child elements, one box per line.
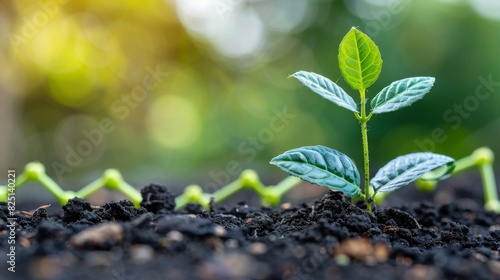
<box><xmin>1</xmin><ymin>178</ymin><xmax>500</xmax><ymax>280</ymax></box>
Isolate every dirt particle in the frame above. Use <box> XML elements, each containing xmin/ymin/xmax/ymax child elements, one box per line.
<box><xmin>140</xmin><ymin>184</ymin><xmax>176</xmax><ymax>214</ymax></box>
<box><xmin>62</xmin><ymin>197</ymin><xmax>97</xmax><ymax>224</ymax></box>
<box><xmin>97</xmin><ymin>200</ymin><xmax>146</xmax><ymax>222</ymax></box>
<box><xmin>225</xmin><ymin>239</ymin><xmax>239</xmax><ymax>248</ymax></box>
<box><xmin>130</xmin><ymin>245</ymin><xmax>154</xmax><ymax>264</ymax></box>
<box><xmin>488</xmin><ymin>260</ymin><xmax>500</xmax><ymax>276</ymax></box>
<box><xmin>377</xmin><ymin>208</ymin><xmax>420</xmax><ymax>229</ymax></box>
<box><xmin>281</xmin><ymin>202</ymin><xmax>292</xmax><ymax>210</ymax></box>
<box><xmin>403</xmin><ymin>264</ymin><xmax>441</xmax><ymax>280</ymax></box>
<box><xmin>396</xmin><ymin>255</ymin><xmax>414</xmax><ymax>266</ymax></box>
<box><xmin>84</xmin><ymin>249</ymin><xmax>123</xmax><ymax>268</ymax></box>
<box><xmin>473</xmin><ymin>252</ymin><xmax>488</xmax><ymax>262</ymax></box>
<box><xmin>30</xmin><ymin>257</ymin><xmax>63</xmax><ymax>280</ymax></box>
<box><xmin>19</xmin><ymin>237</ymin><xmax>30</xmax><ymax>248</ymax></box>
<box><xmin>214</xmin><ymin>225</ymin><xmax>227</xmax><ymax>237</ymax></box>
<box><xmin>165</xmin><ymin>230</ymin><xmax>184</xmax><ymax>242</ymax></box>
<box><xmin>70</xmin><ymin>223</ymin><xmax>123</xmax><ymax>249</ymax></box>
<box><xmin>248</xmin><ymin>242</ymin><xmax>267</xmax><ymax>255</ymax></box>
<box><xmin>333</xmin><ymin>238</ymin><xmax>390</xmax><ymax>264</ymax></box>
<box><xmin>156</xmin><ymin>215</ymin><xmax>220</xmax><ymax>236</ymax></box>
<box><xmin>292</xmin><ymin>246</ymin><xmax>307</xmax><ymax>258</ymax></box>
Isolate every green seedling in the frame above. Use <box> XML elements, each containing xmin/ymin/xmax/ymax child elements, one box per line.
<box><xmin>270</xmin><ymin>27</ymin><xmax>456</xmax><ymax>213</ymax></box>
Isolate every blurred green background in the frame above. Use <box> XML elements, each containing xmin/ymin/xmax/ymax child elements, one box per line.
<box><xmin>1</xmin><ymin>0</ymin><xmax>499</xmax><ymax>199</ymax></box>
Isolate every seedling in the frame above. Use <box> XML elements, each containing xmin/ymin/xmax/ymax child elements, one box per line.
<box><xmin>270</xmin><ymin>27</ymin><xmax>456</xmax><ymax>213</ymax></box>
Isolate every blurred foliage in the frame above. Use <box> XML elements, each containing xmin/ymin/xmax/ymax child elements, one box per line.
<box><xmin>1</xmin><ymin>0</ymin><xmax>499</xmax><ymax>192</ymax></box>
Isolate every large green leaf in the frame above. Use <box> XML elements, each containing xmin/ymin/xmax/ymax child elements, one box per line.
<box><xmin>338</xmin><ymin>27</ymin><xmax>382</xmax><ymax>91</ymax></box>
<box><xmin>371</xmin><ymin>77</ymin><xmax>435</xmax><ymax>114</ymax></box>
<box><xmin>371</xmin><ymin>153</ymin><xmax>455</xmax><ymax>193</ymax></box>
<box><xmin>270</xmin><ymin>145</ymin><xmax>361</xmax><ymax>197</ymax></box>
<box><xmin>290</xmin><ymin>71</ymin><xmax>358</xmax><ymax>113</ymax></box>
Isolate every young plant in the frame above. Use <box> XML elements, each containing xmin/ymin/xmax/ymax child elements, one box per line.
<box><xmin>270</xmin><ymin>27</ymin><xmax>455</xmax><ymax>212</ymax></box>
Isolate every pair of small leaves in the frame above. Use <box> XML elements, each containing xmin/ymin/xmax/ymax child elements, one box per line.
<box><xmin>291</xmin><ymin>28</ymin><xmax>436</xmax><ymax>115</ymax></box>
<box><xmin>291</xmin><ymin>71</ymin><xmax>435</xmax><ymax>115</ymax></box>
<box><xmin>270</xmin><ymin>146</ymin><xmax>454</xmax><ymax>198</ymax></box>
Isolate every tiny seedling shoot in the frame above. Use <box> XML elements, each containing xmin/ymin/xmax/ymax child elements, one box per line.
<box><xmin>270</xmin><ymin>27</ymin><xmax>457</xmax><ymax>213</ymax></box>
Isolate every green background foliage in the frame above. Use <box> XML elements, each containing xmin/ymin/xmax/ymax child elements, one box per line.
<box><xmin>1</xmin><ymin>0</ymin><xmax>499</xmax><ymax>198</ymax></box>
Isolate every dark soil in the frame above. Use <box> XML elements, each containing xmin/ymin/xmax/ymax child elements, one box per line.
<box><xmin>1</xmin><ymin>180</ymin><xmax>500</xmax><ymax>280</ymax></box>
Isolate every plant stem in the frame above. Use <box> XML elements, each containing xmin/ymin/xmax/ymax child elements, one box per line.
<box><xmin>76</xmin><ymin>178</ymin><xmax>106</xmax><ymax>199</ymax></box>
<box><xmin>480</xmin><ymin>162</ymin><xmax>500</xmax><ymax>212</ymax></box>
<box><xmin>174</xmin><ymin>184</ymin><xmax>210</xmax><ymax>211</ymax></box>
<box><xmin>261</xmin><ymin>176</ymin><xmax>302</xmax><ymax>206</ymax></box>
<box><xmin>212</xmin><ymin>178</ymin><xmax>243</xmax><ymax>204</ymax></box>
<box><xmin>23</xmin><ymin>162</ymin><xmax>73</xmax><ymax>205</ymax></box>
<box><xmin>273</xmin><ymin>176</ymin><xmax>302</xmax><ymax>197</ymax></box>
<box><xmin>76</xmin><ymin>169</ymin><xmax>142</xmax><ymax>207</ymax></box>
<box><xmin>359</xmin><ymin>88</ymin><xmax>372</xmax><ymax>212</ymax></box>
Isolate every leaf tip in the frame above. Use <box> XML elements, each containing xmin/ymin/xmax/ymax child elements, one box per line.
<box><xmin>288</xmin><ymin>71</ymin><xmax>303</xmax><ymax>79</ymax></box>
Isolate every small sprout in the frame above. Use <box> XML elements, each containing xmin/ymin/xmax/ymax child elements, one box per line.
<box><xmin>473</xmin><ymin>147</ymin><xmax>494</xmax><ymax>165</ymax></box>
<box><xmin>102</xmin><ymin>169</ymin><xmax>123</xmax><ymax>190</ymax></box>
<box><xmin>24</xmin><ymin>162</ymin><xmax>46</xmax><ymax>180</ymax></box>
<box><xmin>270</xmin><ymin>28</ymin><xmax>455</xmax><ymax>213</ymax></box>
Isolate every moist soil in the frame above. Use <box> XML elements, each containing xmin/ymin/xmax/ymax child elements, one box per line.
<box><xmin>1</xmin><ymin>177</ymin><xmax>500</xmax><ymax>280</ymax></box>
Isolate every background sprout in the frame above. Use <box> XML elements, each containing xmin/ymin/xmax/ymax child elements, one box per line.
<box><xmin>0</xmin><ymin>147</ymin><xmax>498</xmax><ymax>213</ymax></box>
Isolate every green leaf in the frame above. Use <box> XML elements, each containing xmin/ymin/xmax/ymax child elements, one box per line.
<box><xmin>371</xmin><ymin>77</ymin><xmax>435</xmax><ymax>114</ymax></box>
<box><xmin>290</xmin><ymin>71</ymin><xmax>358</xmax><ymax>113</ymax></box>
<box><xmin>371</xmin><ymin>153</ymin><xmax>455</xmax><ymax>193</ymax></box>
<box><xmin>338</xmin><ymin>27</ymin><xmax>382</xmax><ymax>91</ymax></box>
<box><xmin>270</xmin><ymin>145</ymin><xmax>361</xmax><ymax>197</ymax></box>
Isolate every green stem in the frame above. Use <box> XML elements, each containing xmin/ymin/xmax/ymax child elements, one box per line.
<box><xmin>118</xmin><ymin>181</ymin><xmax>142</xmax><ymax>207</ymax></box>
<box><xmin>212</xmin><ymin>170</ymin><xmax>265</xmax><ymax>203</ymax></box>
<box><xmin>23</xmin><ymin>162</ymin><xmax>73</xmax><ymax>205</ymax></box>
<box><xmin>212</xmin><ymin>178</ymin><xmax>243</xmax><ymax>203</ymax></box>
<box><xmin>76</xmin><ymin>178</ymin><xmax>106</xmax><ymax>199</ymax></box>
<box><xmin>480</xmin><ymin>162</ymin><xmax>500</xmax><ymax>212</ymax></box>
<box><xmin>273</xmin><ymin>176</ymin><xmax>302</xmax><ymax>197</ymax></box>
<box><xmin>359</xmin><ymin>88</ymin><xmax>372</xmax><ymax>212</ymax></box>
<box><xmin>76</xmin><ymin>169</ymin><xmax>142</xmax><ymax>207</ymax></box>
<box><xmin>175</xmin><ymin>172</ymin><xmax>302</xmax><ymax>210</ymax></box>
<box><xmin>37</xmin><ymin>173</ymin><xmax>74</xmax><ymax>205</ymax></box>
<box><xmin>261</xmin><ymin>176</ymin><xmax>302</xmax><ymax>206</ymax></box>
<box><xmin>174</xmin><ymin>184</ymin><xmax>210</xmax><ymax>211</ymax></box>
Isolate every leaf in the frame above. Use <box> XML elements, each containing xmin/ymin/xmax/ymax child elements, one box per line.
<box><xmin>290</xmin><ymin>71</ymin><xmax>358</xmax><ymax>113</ymax></box>
<box><xmin>371</xmin><ymin>77</ymin><xmax>436</xmax><ymax>114</ymax></box>
<box><xmin>338</xmin><ymin>27</ymin><xmax>382</xmax><ymax>91</ymax></box>
<box><xmin>270</xmin><ymin>145</ymin><xmax>361</xmax><ymax>197</ymax></box>
<box><xmin>371</xmin><ymin>153</ymin><xmax>455</xmax><ymax>193</ymax></box>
